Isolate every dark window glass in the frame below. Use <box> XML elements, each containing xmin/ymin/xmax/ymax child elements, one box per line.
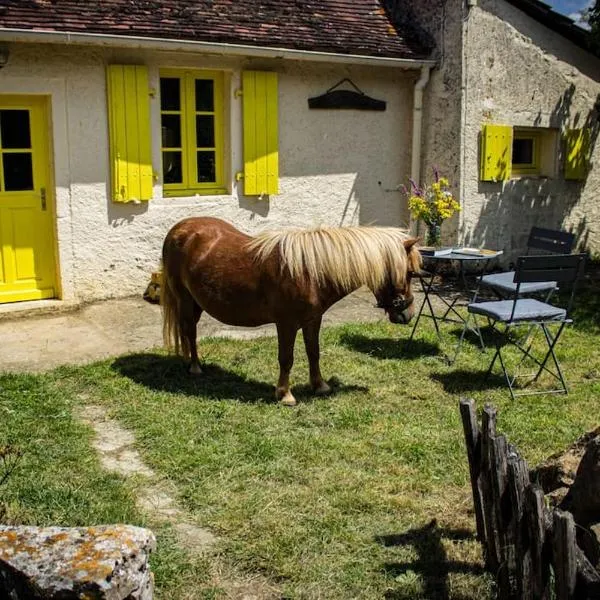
<box><xmin>0</xmin><ymin>110</ymin><xmax>31</xmax><ymax>149</ymax></box>
<box><xmin>195</xmin><ymin>79</ymin><xmax>214</xmax><ymax>112</ymax></box>
<box><xmin>3</xmin><ymin>153</ymin><xmax>34</xmax><ymax>191</ymax></box>
<box><xmin>160</xmin><ymin>78</ymin><xmax>181</xmax><ymax>111</ymax></box>
<box><xmin>513</xmin><ymin>138</ymin><xmax>534</xmax><ymax>165</ymax></box>
<box><xmin>196</xmin><ymin>115</ymin><xmax>215</xmax><ymax>148</ymax></box>
<box><xmin>197</xmin><ymin>151</ymin><xmax>216</xmax><ymax>183</ymax></box>
<box><xmin>161</xmin><ymin>115</ymin><xmax>182</xmax><ymax>148</ymax></box>
<box><xmin>162</xmin><ymin>151</ymin><xmax>183</xmax><ymax>184</ymax></box>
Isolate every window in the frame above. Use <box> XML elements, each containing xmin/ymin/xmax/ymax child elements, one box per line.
<box><xmin>480</xmin><ymin>124</ymin><xmax>558</xmax><ymax>181</ymax></box>
<box><xmin>512</xmin><ymin>129</ymin><xmax>541</xmax><ymax>176</ymax></box>
<box><xmin>160</xmin><ymin>70</ymin><xmax>225</xmax><ymax>196</ymax></box>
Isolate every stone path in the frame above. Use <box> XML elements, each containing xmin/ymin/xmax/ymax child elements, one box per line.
<box><xmin>77</xmin><ymin>404</ymin><xmax>217</xmax><ymax>553</ymax></box>
<box><xmin>77</xmin><ymin>403</ymin><xmax>280</xmax><ymax>598</ymax></box>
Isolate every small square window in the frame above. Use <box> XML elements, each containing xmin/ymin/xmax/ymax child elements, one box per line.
<box><xmin>512</xmin><ymin>129</ymin><xmax>540</xmax><ymax>175</ymax></box>
<box><xmin>511</xmin><ymin>127</ymin><xmax>558</xmax><ymax>178</ymax></box>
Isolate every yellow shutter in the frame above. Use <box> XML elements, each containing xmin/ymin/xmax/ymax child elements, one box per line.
<box><xmin>242</xmin><ymin>71</ymin><xmax>279</xmax><ymax>196</ymax></box>
<box><xmin>107</xmin><ymin>65</ymin><xmax>153</xmax><ymax>202</ymax></box>
<box><xmin>564</xmin><ymin>128</ymin><xmax>590</xmax><ymax>181</ymax></box>
<box><xmin>480</xmin><ymin>124</ymin><xmax>513</xmax><ymax>182</ymax></box>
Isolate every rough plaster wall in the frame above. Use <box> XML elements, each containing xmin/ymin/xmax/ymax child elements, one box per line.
<box><xmin>387</xmin><ymin>0</ymin><xmax>465</xmax><ymax>244</ymax></box>
<box><xmin>0</xmin><ymin>44</ymin><xmax>415</xmax><ymax>302</ymax></box>
<box><xmin>462</xmin><ymin>1</ymin><xmax>600</xmax><ymax>261</ymax></box>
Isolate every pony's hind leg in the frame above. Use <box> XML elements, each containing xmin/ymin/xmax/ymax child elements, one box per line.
<box><xmin>180</xmin><ymin>291</ymin><xmax>203</xmax><ymax>375</ymax></box>
<box><xmin>302</xmin><ymin>317</ymin><xmax>331</xmax><ymax>396</ymax></box>
<box><xmin>275</xmin><ymin>322</ymin><xmax>298</xmax><ymax>406</ymax></box>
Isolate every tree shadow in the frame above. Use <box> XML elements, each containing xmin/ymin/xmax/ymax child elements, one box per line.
<box><xmin>111</xmin><ymin>353</ymin><xmax>367</xmax><ymax>403</ymax></box>
<box><xmin>339</xmin><ymin>333</ymin><xmax>440</xmax><ymax>360</ymax></box>
<box><xmin>376</xmin><ymin>519</ymin><xmax>484</xmax><ymax>600</ymax></box>
<box><xmin>431</xmin><ymin>369</ymin><xmax>507</xmax><ymax>394</ymax></box>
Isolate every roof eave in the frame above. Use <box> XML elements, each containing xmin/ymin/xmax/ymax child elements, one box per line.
<box><xmin>0</xmin><ymin>28</ymin><xmax>437</xmax><ymax>68</ymax></box>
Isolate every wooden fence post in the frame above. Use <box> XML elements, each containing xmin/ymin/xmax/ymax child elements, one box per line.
<box><xmin>481</xmin><ymin>405</ymin><xmax>499</xmax><ymax>573</ymax></box>
<box><xmin>553</xmin><ymin>510</ymin><xmax>577</xmax><ymax>599</ymax></box>
<box><xmin>525</xmin><ymin>486</ymin><xmax>551</xmax><ymax>599</ymax></box>
<box><xmin>459</xmin><ymin>398</ymin><xmax>486</xmax><ymax>544</ymax></box>
<box><xmin>508</xmin><ymin>454</ymin><xmax>529</xmax><ymax>599</ymax></box>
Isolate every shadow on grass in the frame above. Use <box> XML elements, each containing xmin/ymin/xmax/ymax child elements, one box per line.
<box><xmin>377</xmin><ymin>519</ymin><xmax>484</xmax><ymax>600</ymax></box>
<box><xmin>430</xmin><ymin>369</ymin><xmax>507</xmax><ymax>394</ymax></box>
<box><xmin>111</xmin><ymin>353</ymin><xmax>367</xmax><ymax>403</ymax></box>
<box><xmin>339</xmin><ymin>333</ymin><xmax>440</xmax><ymax>360</ymax></box>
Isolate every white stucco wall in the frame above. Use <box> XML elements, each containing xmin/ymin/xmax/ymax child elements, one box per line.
<box><xmin>0</xmin><ymin>43</ymin><xmax>417</xmax><ymax>302</ymax></box>
<box><xmin>460</xmin><ymin>1</ymin><xmax>600</xmax><ymax>260</ymax></box>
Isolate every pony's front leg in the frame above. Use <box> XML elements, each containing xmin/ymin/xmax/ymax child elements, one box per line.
<box><xmin>302</xmin><ymin>317</ymin><xmax>331</xmax><ymax>396</ymax></box>
<box><xmin>275</xmin><ymin>322</ymin><xmax>298</xmax><ymax>406</ymax></box>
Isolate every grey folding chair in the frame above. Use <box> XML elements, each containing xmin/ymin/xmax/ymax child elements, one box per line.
<box><xmin>477</xmin><ymin>227</ymin><xmax>575</xmax><ymax>300</ymax></box>
<box><xmin>464</xmin><ymin>253</ymin><xmax>586</xmax><ymax>399</ymax></box>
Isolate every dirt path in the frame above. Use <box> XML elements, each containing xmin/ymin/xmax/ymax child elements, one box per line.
<box><xmin>0</xmin><ymin>289</ymin><xmax>385</xmax><ymax>373</ymax></box>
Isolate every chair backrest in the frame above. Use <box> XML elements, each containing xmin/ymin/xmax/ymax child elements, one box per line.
<box><xmin>526</xmin><ymin>227</ymin><xmax>575</xmax><ymax>255</ymax></box>
<box><xmin>513</xmin><ymin>253</ymin><xmax>586</xmax><ymax>317</ymax></box>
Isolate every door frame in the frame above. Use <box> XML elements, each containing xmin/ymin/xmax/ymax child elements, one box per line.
<box><xmin>0</xmin><ymin>94</ymin><xmax>61</xmax><ymax>303</ymax></box>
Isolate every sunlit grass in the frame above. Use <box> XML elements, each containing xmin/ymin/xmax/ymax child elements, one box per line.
<box><xmin>1</xmin><ymin>310</ymin><xmax>599</xmax><ymax>598</ymax></box>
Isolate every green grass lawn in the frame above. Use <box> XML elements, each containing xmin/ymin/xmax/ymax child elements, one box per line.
<box><xmin>1</xmin><ymin>299</ymin><xmax>599</xmax><ymax>598</ymax></box>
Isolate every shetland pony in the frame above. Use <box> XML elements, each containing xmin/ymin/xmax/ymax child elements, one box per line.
<box><xmin>161</xmin><ymin>217</ymin><xmax>420</xmax><ymax>405</ymax></box>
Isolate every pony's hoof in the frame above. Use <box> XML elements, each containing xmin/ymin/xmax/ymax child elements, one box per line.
<box><xmin>279</xmin><ymin>392</ymin><xmax>297</xmax><ymax>407</ymax></box>
<box><xmin>189</xmin><ymin>363</ymin><xmax>203</xmax><ymax>376</ymax></box>
<box><xmin>313</xmin><ymin>381</ymin><xmax>332</xmax><ymax>396</ymax></box>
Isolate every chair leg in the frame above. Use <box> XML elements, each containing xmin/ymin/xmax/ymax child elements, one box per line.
<box><xmin>533</xmin><ymin>322</ymin><xmax>568</xmax><ymax>393</ymax></box>
<box><xmin>484</xmin><ymin>322</ymin><xmax>504</xmax><ymax>380</ymax></box>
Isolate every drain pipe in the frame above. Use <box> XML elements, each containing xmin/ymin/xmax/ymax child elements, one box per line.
<box><xmin>411</xmin><ymin>64</ymin><xmax>433</xmax><ymax>237</ymax></box>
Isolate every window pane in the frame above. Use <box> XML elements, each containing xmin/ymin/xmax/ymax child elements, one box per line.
<box><xmin>161</xmin><ymin>114</ymin><xmax>181</xmax><ymax>148</ymax></box>
<box><xmin>163</xmin><ymin>151</ymin><xmax>183</xmax><ymax>184</ymax></box>
<box><xmin>0</xmin><ymin>110</ymin><xmax>31</xmax><ymax>149</ymax></box>
<box><xmin>160</xmin><ymin>78</ymin><xmax>181</xmax><ymax>111</ymax></box>
<box><xmin>3</xmin><ymin>153</ymin><xmax>34</xmax><ymax>191</ymax></box>
<box><xmin>513</xmin><ymin>138</ymin><xmax>534</xmax><ymax>165</ymax></box>
<box><xmin>195</xmin><ymin>79</ymin><xmax>214</xmax><ymax>111</ymax></box>
<box><xmin>197</xmin><ymin>151</ymin><xmax>216</xmax><ymax>183</ymax></box>
<box><xmin>196</xmin><ymin>115</ymin><xmax>215</xmax><ymax>147</ymax></box>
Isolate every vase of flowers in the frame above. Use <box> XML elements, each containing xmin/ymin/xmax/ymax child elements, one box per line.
<box><xmin>404</xmin><ymin>168</ymin><xmax>460</xmax><ymax>247</ymax></box>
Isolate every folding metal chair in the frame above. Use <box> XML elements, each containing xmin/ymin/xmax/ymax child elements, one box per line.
<box><xmin>465</xmin><ymin>253</ymin><xmax>586</xmax><ymax>399</ymax></box>
<box><xmin>477</xmin><ymin>227</ymin><xmax>575</xmax><ymax>300</ymax></box>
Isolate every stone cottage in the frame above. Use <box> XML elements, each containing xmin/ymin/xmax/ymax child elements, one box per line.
<box><xmin>0</xmin><ymin>0</ymin><xmax>597</xmax><ymax>306</ymax></box>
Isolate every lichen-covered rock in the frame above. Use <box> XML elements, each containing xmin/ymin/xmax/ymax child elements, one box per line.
<box><xmin>0</xmin><ymin>524</ymin><xmax>156</xmax><ymax>599</ymax></box>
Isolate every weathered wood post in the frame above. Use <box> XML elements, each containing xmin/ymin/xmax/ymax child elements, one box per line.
<box><xmin>459</xmin><ymin>398</ymin><xmax>486</xmax><ymax>543</ymax></box>
<box><xmin>553</xmin><ymin>510</ymin><xmax>577</xmax><ymax>599</ymax></box>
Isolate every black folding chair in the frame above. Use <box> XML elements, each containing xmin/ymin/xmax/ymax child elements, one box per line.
<box><xmin>477</xmin><ymin>227</ymin><xmax>575</xmax><ymax>300</ymax></box>
<box><xmin>464</xmin><ymin>253</ymin><xmax>586</xmax><ymax>399</ymax></box>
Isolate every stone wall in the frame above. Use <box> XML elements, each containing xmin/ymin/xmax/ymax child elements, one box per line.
<box><xmin>385</xmin><ymin>0</ymin><xmax>466</xmax><ymax>244</ymax></box>
<box><xmin>461</xmin><ymin>0</ymin><xmax>600</xmax><ymax>261</ymax></box>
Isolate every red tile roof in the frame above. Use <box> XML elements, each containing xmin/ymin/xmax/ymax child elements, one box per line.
<box><xmin>0</xmin><ymin>1</ymin><xmax>431</xmax><ymax>60</ymax></box>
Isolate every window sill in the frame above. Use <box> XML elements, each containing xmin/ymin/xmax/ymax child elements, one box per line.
<box><xmin>163</xmin><ymin>187</ymin><xmax>229</xmax><ymax>198</ymax></box>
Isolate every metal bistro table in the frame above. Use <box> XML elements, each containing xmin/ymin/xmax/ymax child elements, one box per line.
<box><xmin>408</xmin><ymin>248</ymin><xmax>503</xmax><ymax>364</ymax></box>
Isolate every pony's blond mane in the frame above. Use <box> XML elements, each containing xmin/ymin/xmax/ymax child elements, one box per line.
<box><xmin>248</xmin><ymin>225</ymin><xmax>421</xmax><ymax>291</ymax></box>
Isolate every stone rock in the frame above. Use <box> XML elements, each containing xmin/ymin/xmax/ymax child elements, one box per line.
<box><xmin>568</xmin><ymin>436</ymin><xmax>600</xmax><ymax>527</ymax></box>
<box><xmin>531</xmin><ymin>427</ymin><xmax>600</xmax><ymax>493</ymax></box>
<box><xmin>0</xmin><ymin>524</ymin><xmax>156</xmax><ymax>599</ymax></box>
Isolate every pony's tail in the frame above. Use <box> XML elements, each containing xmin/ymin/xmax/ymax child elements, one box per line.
<box><xmin>160</xmin><ymin>262</ymin><xmax>190</xmax><ymax>359</ymax></box>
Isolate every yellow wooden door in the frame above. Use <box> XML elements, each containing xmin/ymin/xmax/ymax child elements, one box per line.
<box><xmin>0</xmin><ymin>96</ymin><xmax>56</xmax><ymax>303</ymax></box>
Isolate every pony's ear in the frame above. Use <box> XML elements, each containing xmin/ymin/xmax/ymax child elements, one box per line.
<box><xmin>403</xmin><ymin>237</ymin><xmax>421</xmax><ymax>252</ymax></box>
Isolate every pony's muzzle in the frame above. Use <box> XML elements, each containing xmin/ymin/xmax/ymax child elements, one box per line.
<box><xmin>388</xmin><ymin>310</ymin><xmax>412</xmax><ymax>325</ymax></box>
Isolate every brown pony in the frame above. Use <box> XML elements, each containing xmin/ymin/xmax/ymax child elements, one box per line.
<box><xmin>161</xmin><ymin>217</ymin><xmax>421</xmax><ymax>406</ymax></box>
